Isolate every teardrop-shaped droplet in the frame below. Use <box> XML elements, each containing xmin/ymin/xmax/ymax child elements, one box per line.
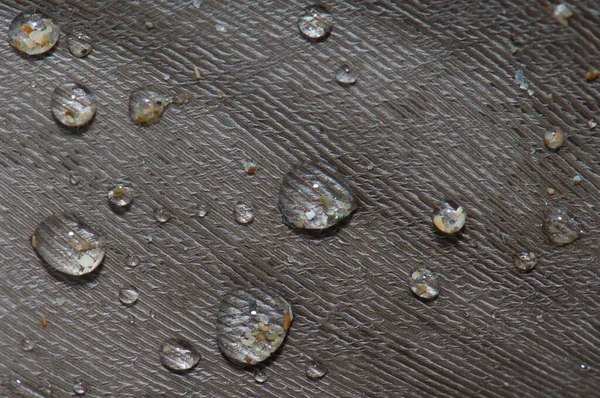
<box><xmin>67</xmin><ymin>33</ymin><xmax>93</xmax><ymax>58</ymax></box>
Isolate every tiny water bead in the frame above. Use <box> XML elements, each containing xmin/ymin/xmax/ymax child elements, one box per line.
<box><xmin>196</xmin><ymin>205</ymin><xmax>208</xmax><ymax>218</ymax></box>
<box><xmin>119</xmin><ymin>285</ymin><xmax>139</xmax><ymax>306</ymax></box>
<box><xmin>544</xmin><ymin>130</ymin><xmax>565</xmax><ymax>151</ymax></box>
<box><xmin>73</xmin><ymin>379</ymin><xmax>86</xmax><ymax>395</ymax></box>
<box><xmin>514</xmin><ymin>252</ymin><xmax>537</xmax><ymax>272</ymax></box>
<box><xmin>32</xmin><ymin>213</ymin><xmax>105</xmax><ymax>276</ymax></box>
<box><xmin>69</xmin><ymin>174</ymin><xmax>80</xmax><ymax>185</ymax></box>
<box><xmin>234</xmin><ymin>203</ymin><xmax>255</xmax><ymax>224</ymax></box>
<box><xmin>154</xmin><ymin>206</ymin><xmax>171</xmax><ymax>223</ymax></box>
<box><xmin>129</xmin><ymin>89</ymin><xmax>171</xmax><ymax>126</ymax></box>
<box><xmin>159</xmin><ymin>338</ymin><xmax>201</xmax><ymax>371</ymax></box>
<box><xmin>8</xmin><ymin>10</ymin><xmax>60</xmax><ymax>55</ymax></box>
<box><xmin>298</xmin><ymin>5</ymin><xmax>333</xmax><ymax>41</ymax></box>
<box><xmin>306</xmin><ymin>361</ymin><xmax>328</xmax><ymax>380</ymax></box>
<box><xmin>278</xmin><ymin>163</ymin><xmax>356</xmax><ymax>230</ymax></box>
<box><xmin>254</xmin><ymin>370</ymin><xmax>268</xmax><ymax>383</ymax></box>
<box><xmin>543</xmin><ymin>208</ymin><xmax>580</xmax><ymax>245</ymax></box>
<box><xmin>216</xmin><ymin>287</ymin><xmax>293</xmax><ymax>365</ymax></box>
<box><xmin>243</xmin><ymin>159</ymin><xmax>258</xmax><ymax>174</ymax></box>
<box><xmin>108</xmin><ymin>185</ymin><xmax>134</xmax><ymax>210</ymax></box>
<box><xmin>432</xmin><ymin>202</ymin><xmax>466</xmax><ymax>234</ymax></box>
<box><xmin>51</xmin><ymin>82</ymin><xmax>97</xmax><ymax>128</ymax></box>
<box><xmin>67</xmin><ymin>34</ymin><xmax>92</xmax><ymax>58</ymax></box>
<box><xmin>21</xmin><ymin>338</ymin><xmax>35</xmax><ymax>351</ymax></box>
<box><xmin>335</xmin><ymin>65</ymin><xmax>358</xmax><ymax>85</ymax></box>
<box><xmin>409</xmin><ymin>268</ymin><xmax>440</xmax><ymax>300</ymax></box>
<box><xmin>125</xmin><ymin>254</ymin><xmax>140</xmax><ymax>267</ymax></box>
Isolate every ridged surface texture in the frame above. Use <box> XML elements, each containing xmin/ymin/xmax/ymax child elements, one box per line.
<box><xmin>1</xmin><ymin>0</ymin><xmax>599</xmax><ymax>397</ymax></box>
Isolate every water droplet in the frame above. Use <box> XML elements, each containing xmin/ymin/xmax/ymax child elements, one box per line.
<box><xmin>69</xmin><ymin>174</ymin><xmax>80</xmax><ymax>185</ymax></box>
<box><xmin>278</xmin><ymin>163</ymin><xmax>356</xmax><ymax>230</ymax></box>
<box><xmin>298</xmin><ymin>5</ymin><xmax>333</xmax><ymax>41</ymax></box>
<box><xmin>573</xmin><ymin>175</ymin><xmax>582</xmax><ymax>184</ymax></box>
<box><xmin>32</xmin><ymin>213</ymin><xmax>105</xmax><ymax>276</ymax></box>
<box><xmin>144</xmin><ymin>21</ymin><xmax>154</xmax><ymax>30</ymax></box>
<box><xmin>254</xmin><ymin>369</ymin><xmax>268</xmax><ymax>383</ymax></box>
<box><xmin>543</xmin><ymin>207</ymin><xmax>580</xmax><ymax>245</ymax></box>
<box><xmin>193</xmin><ymin>0</ymin><xmax>203</xmax><ymax>8</ymax></box>
<box><xmin>234</xmin><ymin>203</ymin><xmax>255</xmax><ymax>224</ymax></box>
<box><xmin>409</xmin><ymin>268</ymin><xmax>440</xmax><ymax>300</ymax></box>
<box><xmin>125</xmin><ymin>254</ymin><xmax>140</xmax><ymax>268</ymax></box>
<box><xmin>553</xmin><ymin>3</ymin><xmax>574</xmax><ymax>26</ymax></box>
<box><xmin>73</xmin><ymin>379</ymin><xmax>86</xmax><ymax>395</ymax></box>
<box><xmin>21</xmin><ymin>338</ymin><xmax>35</xmax><ymax>351</ymax></box>
<box><xmin>588</xmin><ymin>119</ymin><xmax>597</xmax><ymax>128</ymax></box>
<box><xmin>159</xmin><ymin>338</ymin><xmax>201</xmax><ymax>371</ymax></box>
<box><xmin>216</xmin><ymin>287</ymin><xmax>293</xmax><ymax>365</ymax></box>
<box><xmin>215</xmin><ymin>23</ymin><xmax>227</xmax><ymax>32</ymax></box>
<box><xmin>544</xmin><ymin>130</ymin><xmax>565</xmax><ymax>151</ymax></box>
<box><xmin>8</xmin><ymin>11</ymin><xmax>60</xmax><ymax>55</ymax></box>
<box><xmin>129</xmin><ymin>89</ymin><xmax>171</xmax><ymax>126</ymax></box>
<box><xmin>514</xmin><ymin>252</ymin><xmax>537</xmax><ymax>272</ymax></box>
<box><xmin>154</xmin><ymin>206</ymin><xmax>171</xmax><ymax>223</ymax></box>
<box><xmin>305</xmin><ymin>361</ymin><xmax>328</xmax><ymax>380</ymax></box>
<box><xmin>51</xmin><ymin>82</ymin><xmax>98</xmax><ymax>128</ymax></box>
<box><xmin>67</xmin><ymin>34</ymin><xmax>92</xmax><ymax>58</ymax></box>
<box><xmin>515</xmin><ymin>70</ymin><xmax>528</xmax><ymax>90</ymax></box>
<box><xmin>546</xmin><ymin>187</ymin><xmax>556</xmax><ymax>195</ymax></box>
<box><xmin>196</xmin><ymin>205</ymin><xmax>208</xmax><ymax>218</ymax></box>
<box><xmin>432</xmin><ymin>202</ymin><xmax>466</xmax><ymax>234</ymax></box>
<box><xmin>243</xmin><ymin>160</ymin><xmax>258</xmax><ymax>174</ymax></box>
<box><xmin>108</xmin><ymin>184</ymin><xmax>134</xmax><ymax>210</ymax></box>
<box><xmin>580</xmin><ymin>363</ymin><xmax>590</xmax><ymax>371</ymax></box>
<box><xmin>162</xmin><ymin>73</ymin><xmax>170</xmax><ymax>81</ymax></box>
<box><xmin>119</xmin><ymin>285</ymin><xmax>139</xmax><ymax>306</ymax></box>
<box><xmin>536</xmin><ymin>312</ymin><xmax>545</xmax><ymax>323</ymax></box>
<box><xmin>335</xmin><ymin>65</ymin><xmax>358</xmax><ymax>85</ymax></box>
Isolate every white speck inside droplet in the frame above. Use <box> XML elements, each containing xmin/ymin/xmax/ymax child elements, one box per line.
<box><xmin>305</xmin><ymin>210</ymin><xmax>316</xmax><ymax>220</ymax></box>
<box><xmin>79</xmin><ymin>254</ymin><xmax>95</xmax><ymax>268</ymax></box>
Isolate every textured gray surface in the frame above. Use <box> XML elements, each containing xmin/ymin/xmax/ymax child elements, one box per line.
<box><xmin>1</xmin><ymin>0</ymin><xmax>600</xmax><ymax>397</ymax></box>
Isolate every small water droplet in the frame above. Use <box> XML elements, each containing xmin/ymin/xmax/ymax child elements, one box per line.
<box><xmin>514</xmin><ymin>252</ymin><xmax>537</xmax><ymax>272</ymax></box>
<box><xmin>144</xmin><ymin>21</ymin><xmax>154</xmax><ymax>30</ymax></box>
<box><xmin>409</xmin><ymin>268</ymin><xmax>440</xmax><ymax>300</ymax></box>
<box><xmin>196</xmin><ymin>205</ymin><xmax>208</xmax><ymax>218</ymax></box>
<box><xmin>32</xmin><ymin>213</ymin><xmax>105</xmax><ymax>276</ymax></box>
<box><xmin>335</xmin><ymin>65</ymin><xmax>358</xmax><ymax>85</ymax></box>
<box><xmin>72</xmin><ymin>378</ymin><xmax>86</xmax><ymax>395</ymax></box>
<box><xmin>51</xmin><ymin>82</ymin><xmax>98</xmax><ymax>128</ymax></box>
<box><xmin>69</xmin><ymin>174</ymin><xmax>80</xmax><ymax>185</ymax></box>
<box><xmin>580</xmin><ymin>363</ymin><xmax>590</xmax><ymax>371</ymax></box>
<box><xmin>21</xmin><ymin>338</ymin><xmax>35</xmax><ymax>351</ymax></box>
<box><xmin>125</xmin><ymin>254</ymin><xmax>140</xmax><ymax>268</ymax></box>
<box><xmin>67</xmin><ymin>34</ymin><xmax>93</xmax><ymax>58</ymax></box>
<box><xmin>9</xmin><ymin>11</ymin><xmax>60</xmax><ymax>55</ymax></box>
<box><xmin>159</xmin><ymin>338</ymin><xmax>201</xmax><ymax>371</ymax></box>
<box><xmin>433</xmin><ymin>201</ymin><xmax>466</xmax><ymax>234</ymax></box>
<box><xmin>553</xmin><ymin>3</ymin><xmax>574</xmax><ymax>26</ymax></box>
<box><xmin>588</xmin><ymin>119</ymin><xmax>597</xmax><ymax>128</ymax></box>
<box><xmin>543</xmin><ymin>207</ymin><xmax>580</xmax><ymax>245</ymax></box>
<box><xmin>215</xmin><ymin>23</ymin><xmax>227</xmax><ymax>32</ymax></box>
<box><xmin>306</xmin><ymin>361</ymin><xmax>328</xmax><ymax>380</ymax></box>
<box><xmin>243</xmin><ymin>159</ymin><xmax>258</xmax><ymax>174</ymax></box>
<box><xmin>298</xmin><ymin>5</ymin><xmax>333</xmax><ymax>41</ymax></box>
<box><xmin>234</xmin><ymin>203</ymin><xmax>255</xmax><ymax>224</ymax></box>
<box><xmin>154</xmin><ymin>206</ymin><xmax>171</xmax><ymax>223</ymax></box>
<box><xmin>119</xmin><ymin>285</ymin><xmax>139</xmax><ymax>306</ymax></box>
<box><xmin>536</xmin><ymin>313</ymin><xmax>545</xmax><ymax>323</ymax></box>
<box><xmin>162</xmin><ymin>73</ymin><xmax>171</xmax><ymax>81</ymax></box>
<box><xmin>108</xmin><ymin>184</ymin><xmax>134</xmax><ymax>210</ymax></box>
<box><xmin>129</xmin><ymin>89</ymin><xmax>173</xmax><ymax>126</ymax></box>
<box><xmin>544</xmin><ymin>130</ymin><xmax>565</xmax><ymax>151</ymax></box>
<box><xmin>573</xmin><ymin>175</ymin><xmax>582</xmax><ymax>184</ymax></box>
<box><xmin>254</xmin><ymin>370</ymin><xmax>268</xmax><ymax>383</ymax></box>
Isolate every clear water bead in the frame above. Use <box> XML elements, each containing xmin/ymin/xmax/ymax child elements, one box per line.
<box><xmin>433</xmin><ymin>202</ymin><xmax>466</xmax><ymax>234</ymax></box>
<box><xmin>544</xmin><ymin>130</ymin><xmax>565</xmax><ymax>151</ymax></box>
<box><xmin>129</xmin><ymin>89</ymin><xmax>171</xmax><ymax>126</ymax></box>
<box><xmin>196</xmin><ymin>205</ymin><xmax>208</xmax><ymax>218</ymax></box>
<box><xmin>32</xmin><ymin>213</ymin><xmax>105</xmax><ymax>276</ymax></box>
<box><xmin>21</xmin><ymin>338</ymin><xmax>35</xmax><ymax>351</ymax></box>
<box><xmin>159</xmin><ymin>338</ymin><xmax>201</xmax><ymax>371</ymax></box>
<box><xmin>278</xmin><ymin>163</ymin><xmax>356</xmax><ymax>230</ymax></box>
<box><xmin>409</xmin><ymin>268</ymin><xmax>440</xmax><ymax>300</ymax></box>
<box><xmin>51</xmin><ymin>82</ymin><xmax>97</xmax><ymax>128</ymax></box>
<box><xmin>298</xmin><ymin>5</ymin><xmax>333</xmax><ymax>41</ymax></box>
<box><xmin>335</xmin><ymin>65</ymin><xmax>358</xmax><ymax>85</ymax></box>
<box><xmin>67</xmin><ymin>34</ymin><xmax>92</xmax><ymax>58</ymax></box>
<box><xmin>254</xmin><ymin>370</ymin><xmax>268</xmax><ymax>383</ymax></box>
<box><xmin>119</xmin><ymin>285</ymin><xmax>139</xmax><ymax>306</ymax></box>
<box><xmin>306</xmin><ymin>361</ymin><xmax>328</xmax><ymax>380</ymax></box>
<box><xmin>543</xmin><ymin>208</ymin><xmax>580</xmax><ymax>245</ymax></box>
<box><xmin>154</xmin><ymin>206</ymin><xmax>171</xmax><ymax>223</ymax></box>
<box><xmin>243</xmin><ymin>160</ymin><xmax>258</xmax><ymax>174</ymax></box>
<box><xmin>216</xmin><ymin>287</ymin><xmax>293</xmax><ymax>365</ymax></box>
<box><xmin>8</xmin><ymin>11</ymin><xmax>60</xmax><ymax>55</ymax></box>
<box><xmin>108</xmin><ymin>185</ymin><xmax>134</xmax><ymax>210</ymax></box>
<box><xmin>514</xmin><ymin>252</ymin><xmax>537</xmax><ymax>272</ymax></box>
<box><xmin>69</xmin><ymin>174</ymin><xmax>80</xmax><ymax>185</ymax></box>
<box><xmin>73</xmin><ymin>379</ymin><xmax>86</xmax><ymax>395</ymax></box>
<box><xmin>234</xmin><ymin>203</ymin><xmax>255</xmax><ymax>224</ymax></box>
<box><xmin>125</xmin><ymin>254</ymin><xmax>140</xmax><ymax>267</ymax></box>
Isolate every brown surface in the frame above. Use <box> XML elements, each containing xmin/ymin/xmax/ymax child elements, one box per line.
<box><xmin>1</xmin><ymin>0</ymin><xmax>600</xmax><ymax>397</ymax></box>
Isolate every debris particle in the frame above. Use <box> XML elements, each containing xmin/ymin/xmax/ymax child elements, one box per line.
<box><xmin>573</xmin><ymin>175</ymin><xmax>582</xmax><ymax>184</ymax></box>
<box><xmin>546</xmin><ymin>188</ymin><xmax>555</xmax><ymax>195</ymax></box>
<box><xmin>515</xmin><ymin>70</ymin><xmax>528</xmax><ymax>90</ymax></box>
<box><xmin>194</xmin><ymin>66</ymin><xmax>201</xmax><ymax>80</ymax></box>
<box><xmin>585</xmin><ymin>67</ymin><xmax>599</xmax><ymax>82</ymax></box>
<box><xmin>552</xmin><ymin>3</ymin><xmax>574</xmax><ymax>26</ymax></box>
<box><xmin>145</xmin><ymin>21</ymin><xmax>154</xmax><ymax>30</ymax></box>
<box><xmin>217</xmin><ymin>90</ymin><xmax>224</xmax><ymax>99</ymax></box>
<box><xmin>588</xmin><ymin>119</ymin><xmax>597</xmax><ymax>129</ymax></box>
<box><xmin>243</xmin><ymin>160</ymin><xmax>258</xmax><ymax>174</ymax></box>
<box><xmin>544</xmin><ymin>130</ymin><xmax>565</xmax><ymax>151</ymax></box>
<box><xmin>41</xmin><ymin>316</ymin><xmax>48</xmax><ymax>327</ymax></box>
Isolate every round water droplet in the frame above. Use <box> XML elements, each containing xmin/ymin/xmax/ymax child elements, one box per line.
<box><xmin>8</xmin><ymin>11</ymin><xmax>60</xmax><ymax>55</ymax></box>
<box><xmin>573</xmin><ymin>175</ymin><xmax>583</xmax><ymax>185</ymax></box>
<box><xmin>432</xmin><ymin>202</ymin><xmax>466</xmax><ymax>234</ymax></box>
<box><xmin>51</xmin><ymin>82</ymin><xmax>97</xmax><ymax>128</ymax></box>
<box><xmin>254</xmin><ymin>370</ymin><xmax>268</xmax><ymax>383</ymax></box>
<box><xmin>32</xmin><ymin>213</ymin><xmax>105</xmax><ymax>276</ymax></box>
<box><xmin>196</xmin><ymin>205</ymin><xmax>208</xmax><ymax>218</ymax></box>
<box><xmin>119</xmin><ymin>285</ymin><xmax>139</xmax><ymax>306</ymax></box>
<box><xmin>125</xmin><ymin>254</ymin><xmax>140</xmax><ymax>268</ymax></box>
<box><xmin>154</xmin><ymin>206</ymin><xmax>171</xmax><ymax>223</ymax></box>
<box><xmin>409</xmin><ymin>268</ymin><xmax>440</xmax><ymax>300</ymax></box>
<box><xmin>108</xmin><ymin>185</ymin><xmax>134</xmax><ymax>210</ymax></box>
<box><xmin>243</xmin><ymin>160</ymin><xmax>258</xmax><ymax>174</ymax></box>
<box><xmin>216</xmin><ymin>287</ymin><xmax>293</xmax><ymax>365</ymax></box>
<box><xmin>234</xmin><ymin>203</ymin><xmax>255</xmax><ymax>224</ymax></box>
<box><xmin>297</xmin><ymin>5</ymin><xmax>333</xmax><ymax>41</ymax></box>
<box><xmin>544</xmin><ymin>130</ymin><xmax>565</xmax><ymax>151</ymax></box>
<box><xmin>335</xmin><ymin>65</ymin><xmax>358</xmax><ymax>85</ymax></box>
<box><xmin>159</xmin><ymin>338</ymin><xmax>201</xmax><ymax>371</ymax></box>
<box><xmin>21</xmin><ymin>338</ymin><xmax>35</xmax><ymax>351</ymax></box>
<box><xmin>514</xmin><ymin>252</ymin><xmax>537</xmax><ymax>272</ymax></box>
<box><xmin>69</xmin><ymin>174</ymin><xmax>80</xmax><ymax>185</ymax></box>
<box><xmin>67</xmin><ymin>34</ymin><xmax>92</xmax><ymax>58</ymax></box>
<box><xmin>72</xmin><ymin>379</ymin><xmax>86</xmax><ymax>395</ymax></box>
<box><xmin>278</xmin><ymin>163</ymin><xmax>356</xmax><ymax>230</ymax></box>
<box><xmin>129</xmin><ymin>89</ymin><xmax>171</xmax><ymax>126</ymax></box>
<box><xmin>543</xmin><ymin>208</ymin><xmax>580</xmax><ymax>245</ymax></box>
<box><xmin>306</xmin><ymin>361</ymin><xmax>328</xmax><ymax>380</ymax></box>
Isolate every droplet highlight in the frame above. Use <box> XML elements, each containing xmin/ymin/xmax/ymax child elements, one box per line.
<box><xmin>543</xmin><ymin>207</ymin><xmax>580</xmax><ymax>245</ymax></box>
<box><xmin>297</xmin><ymin>5</ymin><xmax>333</xmax><ymax>41</ymax></box>
<box><xmin>8</xmin><ymin>11</ymin><xmax>60</xmax><ymax>55</ymax></box>
<box><xmin>433</xmin><ymin>202</ymin><xmax>466</xmax><ymax>234</ymax></box>
<box><xmin>159</xmin><ymin>338</ymin><xmax>201</xmax><ymax>371</ymax></box>
<box><xmin>51</xmin><ymin>82</ymin><xmax>97</xmax><ymax>128</ymax></box>
<box><xmin>409</xmin><ymin>268</ymin><xmax>440</xmax><ymax>300</ymax></box>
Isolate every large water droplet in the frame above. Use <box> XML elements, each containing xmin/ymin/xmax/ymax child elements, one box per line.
<box><xmin>278</xmin><ymin>163</ymin><xmax>356</xmax><ymax>230</ymax></box>
<box><xmin>216</xmin><ymin>287</ymin><xmax>293</xmax><ymax>365</ymax></box>
<box><xmin>8</xmin><ymin>11</ymin><xmax>60</xmax><ymax>55</ymax></box>
<box><xmin>72</xmin><ymin>379</ymin><xmax>86</xmax><ymax>395</ymax></box>
<box><xmin>254</xmin><ymin>369</ymin><xmax>268</xmax><ymax>383</ymax></box>
<box><xmin>234</xmin><ymin>203</ymin><xmax>255</xmax><ymax>224</ymax></box>
<box><xmin>67</xmin><ymin>34</ymin><xmax>92</xmax><ymax>58</ymax></box>
<box><xmin>125</xmin><ymin>254</ymin><xmax>140</xmax><ymax>268</ymax></box>
<box><xmin>432</xmin><ymin>202</ymin><xmax>466</xmax><ymax>234</ymax></box>
<box><xmin>51</xmin><ymin>82</ymin><xmax>97</xmax><ymax>128</ymax></box>
<box><xmin>409</xmin><ymin>268</ymin><xmax>440</xmax><ymax>300</ymax></box>
<box><xmin>154</xmin><ymin>206</ymin><xmax>171</xmax><ymax>223</ymax></box>
<box><xmin>119</xmin><ymin>285</ymin><xmax>139</xmax><ymax>306</ymax></box>
<box><xmin>514</xmin><ymin>252</ymin><xmax>537</xmax><ymax>272</ymax></box>
<box><xmin>543</xmin><ymin>207</ymin><xmax>580</xmax><ymax>245</ymax></box>
<box><xmin>32</xmin><ymin>213</ymin><xmax>105</xmax><ymax>276</ymax></box>
<box><xmin>544</xmin><ymin>130</ymin><xmax>565</xmax><ymax>151</ymax></box>
<box><xmin>21</xmin><ymin>338</ymin><xmax>35</xmax><ymax>351</ymax></box>
<box><xmin>108</xmin><ymin>185</ymin><xmax>134</xmax><ymax>210</ymax></box>
<box><xmin>305</xmin><ymin>361</ymin><xmax>328</xmax><ymax>380</ymax></box>
<box><xmin>129</xmin><ymin>89</ymin><xmax>172</xmax><ymax>126</ymax></box>
<box><xmin>159</xmin><ymin>338</ymin><xmax>201</xmax><ymax>371</ymax></box>
<box><xmin>297</xmin><ymin>5</ymin><xmax>333</xmax><ymax>41</ymax></box>
<box><xmin>335</xmin><ymin>65</ymin><xmax>358</xmax><ymax>85</ymax></box>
